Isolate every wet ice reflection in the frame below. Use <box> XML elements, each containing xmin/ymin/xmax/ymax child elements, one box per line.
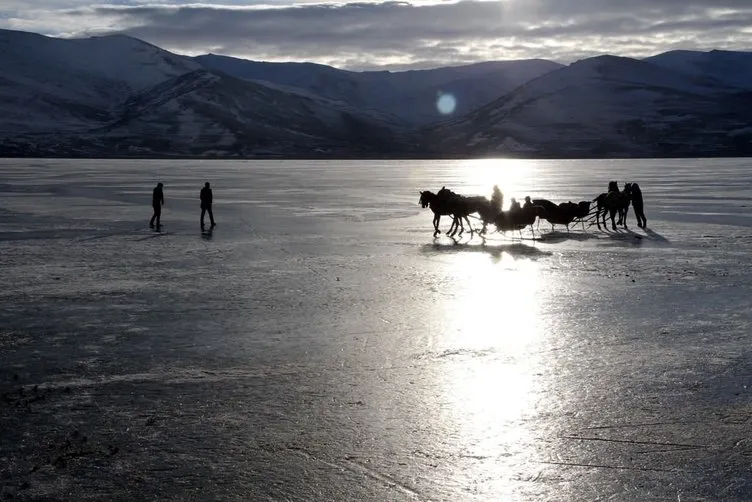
<box><xmin>435</xmin><ymin>247</ymin><xmax>547</xmax><ymax>494</ymax></box>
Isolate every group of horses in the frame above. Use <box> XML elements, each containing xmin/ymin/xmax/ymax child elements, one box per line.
<box><xmin>419</xmin><ymin>181</ymin><xmax>646</xmax><ymax>239</ymax></box>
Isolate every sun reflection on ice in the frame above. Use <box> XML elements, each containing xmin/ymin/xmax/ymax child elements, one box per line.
<box><xmin>437</xmin><ymin>248</ymin><xmax>546</xmax><ymax>493</ymax></box>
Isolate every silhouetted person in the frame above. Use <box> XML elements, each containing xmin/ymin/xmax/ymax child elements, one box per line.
<box><xmin>509</xmin><ymin>197</ymin><xmax>521</xmax><ymax>212</ymax></box>
<box><xmin>150</xmin><ymin>182</ymin><xmax>164</xmax><ymax>229</ymax></box>
<box><xmin>522</xmin><ymin>196</ymin><xmax>533</xmax><ymax>210</ymax></box>
<box><xmin>491</xmin><ymin>185</ymin><xmax>503</xmax><ymax>213</ymax></box>
<box><xmin>630</xmin><ymin>183</ymin><xmax>647</xmax><ymax>228</ymax></box>
<box><xmin>200</xmin><ymin>182</ymin><xmax>215</xmax><ymax>229</ymax></box>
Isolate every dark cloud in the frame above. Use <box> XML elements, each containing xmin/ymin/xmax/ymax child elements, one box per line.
<box><xmin>38</xmin><ymin>1</ymin><xmax>752</xmax><ymax>69</ymax></box>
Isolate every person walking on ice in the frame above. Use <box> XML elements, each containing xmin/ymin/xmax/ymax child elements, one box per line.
<box><xmin>200</xmin><ymin>182</ymin><xmax>216</xmax><ymax>230</ymax></box>
<box><xmin>150</xmin><ymin>182</ymin><xmax>164</xmax><ymax>230</ymax></box>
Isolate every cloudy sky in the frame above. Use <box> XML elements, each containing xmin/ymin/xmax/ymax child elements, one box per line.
<box><xmin>1</xmin><ymin>0</ymin><xmax>751</xmax><ymax>70</ymax></box>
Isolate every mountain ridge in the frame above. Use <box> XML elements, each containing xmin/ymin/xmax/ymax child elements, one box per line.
<box><xmin>2</xmin><ymin>28</ymin><xmax>752</xmax><ymax>158</ymax></box>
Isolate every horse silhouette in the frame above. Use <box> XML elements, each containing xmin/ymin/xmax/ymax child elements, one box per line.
<box><xmin>437</xmin><ymin>187</ymin><xmax>497</xmax><ymax>236</ymax></box>
<box><xmin>419</xmin><ymin>188</ymin><xmax>496</xmax><ymax>237</ymax></box>
<box><xmin>419</xmin><ymin>189</ymin><xmax>463</xmax><ymax>237</ymax></box>
<box><xmin>593</xmin><ymin>181</ymin><xmax>631</xmax><ymax>230</ymax></box>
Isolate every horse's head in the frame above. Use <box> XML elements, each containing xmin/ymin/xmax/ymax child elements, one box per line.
<box><xmin>419</xmin><ymin>190</ymin><xmax>434</xmax><ymax>208</ymax></box>
<box><xmin>608</xmin><ymin>180</ymin><xmax>619</xmax><ymax>193</ymax></box>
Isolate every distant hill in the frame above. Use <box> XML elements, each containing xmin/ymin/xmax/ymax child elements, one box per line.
<box><xmin>0</xmin><ymin>29</ymin><xmax>408</xmax><ymax>157</ymax></box>
<box><xmin>645</xmin><ymin>50</ymin><xmax>752</xmax><ymax>90</ymax></box>
<box><xmin>196</xmin><ymin>54</ymin><xmax>563</xmax><ymax>126</ymax></box>
<box><xmin>2</xmin><ymin>28</ymin><xmax>752</xmax><ymax>158</ymax></box>
<box><xmin>424</xmin><ymin>55</ymin><xmax>752</xmax><ymax>158</ymax></box>
<box><xmin>0</xmin><ymin>29</ymin><xmax>201</xmax><ymax>134</ymax></box>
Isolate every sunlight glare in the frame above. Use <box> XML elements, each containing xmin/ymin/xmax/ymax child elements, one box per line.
<box><xmin>454</xmin><ymin>158</ymin><xmax>538</xmax><ymax>210</ymax></box>
<box><xmin>437</xmin><ymin>249</ymin><xmax>545</xmax><ymax>493</ymax></box>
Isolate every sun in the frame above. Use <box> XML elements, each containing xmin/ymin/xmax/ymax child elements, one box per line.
<box><xmin>453</xmin><ymin>158</ymin><xmax>540</xmax><ymax>210</ymax></box>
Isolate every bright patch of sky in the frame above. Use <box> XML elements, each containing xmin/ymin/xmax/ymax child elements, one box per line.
<box><xmin>1</xmin><ymin>0</ymin><xmax>751</xmax><ymax>70</ymax></box>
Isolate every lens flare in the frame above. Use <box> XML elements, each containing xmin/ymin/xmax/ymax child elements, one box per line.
<box><xmin>436</xmin><ymin>92</ymin><xmax>457</xmax><ymax>115</ymax></box>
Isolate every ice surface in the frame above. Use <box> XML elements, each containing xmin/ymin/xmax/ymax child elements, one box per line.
<box><xmin>1</xmin><ymin>158</ymin><xmax>751</xmax><ymax>500</ymax></box>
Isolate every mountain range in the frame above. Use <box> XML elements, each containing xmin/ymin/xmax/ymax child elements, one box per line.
<box><xmin>1</xmin><ymin>28</ymin><xmax>751</xmax><ymax>158</ymax></box>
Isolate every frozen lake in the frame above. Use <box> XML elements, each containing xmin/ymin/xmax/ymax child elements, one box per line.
<box><xmin>1</xmin><ymin>158</ymin><xmax>751</xmax><ymax>501</ymax></box>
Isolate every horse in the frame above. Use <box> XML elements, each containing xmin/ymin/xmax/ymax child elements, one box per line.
<box><xmin>626</xmin><ymin>182</ymin><xmax>647</xmax><ymax>228</ymax></box>
<box><xmin>419</xmin><ymin>190</ymin><xmax>463</xmax><ymax>237</ymax></box>
<box><xmin>438</xmin><ymin>187</ymin><xmax>497</xmax><ymax>236</ymax></box>
<box><xmin>593</xmin><ymin>181</ymin><xmax>630</xmax><ymax>230</ymax></box>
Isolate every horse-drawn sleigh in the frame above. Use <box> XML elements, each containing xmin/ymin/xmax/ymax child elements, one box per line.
<box><xmin>419</xmin><ymin>181</ymin><xmax>646</xmax><ymax>239</ymax></box>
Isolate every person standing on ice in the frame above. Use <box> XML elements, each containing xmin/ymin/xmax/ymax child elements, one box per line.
<box><xmin>200</xmin><ymin>182</ymin><xmax>216</xmax><ymax>229</ymax></box>
<box><xmin>150</xmin><ymin>182</ymin><xmax>164</xmax><ymax>229</ymax></box>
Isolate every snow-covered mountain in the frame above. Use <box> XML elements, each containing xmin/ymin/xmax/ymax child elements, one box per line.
<box><xmin>0</xmin><ymin>29</ymin><xmax>408</xmax><ymax>157</ymax></box>
<box><xmin>425</xmin><ymin>55</ymin><xmax>752</xmax><ymax>158</ymax></box>
<box><xmin>85</xmin><ymin>69</ymin><xmax>402</xmax><ymax>156</ymax></box>
<box><xmin>3</xmin><ymin>28</ymin><xmax>752</xmax><ymax>158</ymax></box>
<box><xmin>0</xmin><ymin>29</ymin><xmax>201</xmax><ymax>134</ymax></box>
<box><xmin>195</xmin><ymin>55</ymin><xmax>562</xmax><ymax>125</ymax></box>
<box><xmin>645</xmin><ymin>50</ymin><xmax>752</xmax><ymax>90</ymax></box>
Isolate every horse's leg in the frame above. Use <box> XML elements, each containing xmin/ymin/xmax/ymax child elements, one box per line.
<box><xmin>465</xmin><ymin>216</ymin><xmax>474</xmax><ymax>236</ymax></box>
<box><xmin>455</xmin><ymin>215</ymin><xmax>465</xmax><ymax>237</ymax></box>
<box><xmin>449</xmin><ymin>214</ymin><xmax>461</xmax><ymax>236</ymax></box>
<box><xmin>433</xmin><ymin>214</ymin><xmax>440</xmax><ymax>237</ymax></box>
<box><xmin>610</xmin><ymin>209</ymin><xmax>617</xmax><ymax>231</ymax></box>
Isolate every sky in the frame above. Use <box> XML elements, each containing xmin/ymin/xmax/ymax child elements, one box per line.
<box><xmin>1</xmin><ymin>0</ymin><xmax>751</xmax><ymax>70</ymax></box>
